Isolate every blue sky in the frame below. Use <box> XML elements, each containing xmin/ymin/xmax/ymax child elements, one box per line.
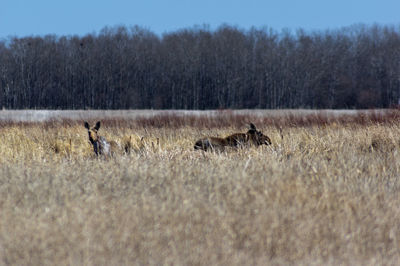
<box><xmin>1</xmin><ymin>0</ymin><xmax>400</xmax><ymax>38</ymax></box>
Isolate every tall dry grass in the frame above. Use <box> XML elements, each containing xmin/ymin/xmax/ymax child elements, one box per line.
<box><xmin>1</xmin><ymin>111</ymin><xmax>400</xmax><ymax>265</ymax></box>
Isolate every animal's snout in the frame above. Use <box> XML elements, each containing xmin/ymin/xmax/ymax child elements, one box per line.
<box><xmin>88</xmin><ymin>131</ymin><xmax>98</xmax><ymax>143</ymax></box>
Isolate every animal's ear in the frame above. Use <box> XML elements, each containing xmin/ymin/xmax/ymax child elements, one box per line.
<box><xmin>249</xmin><ymin>123</ymin><xmax>256</xmax><ymax>130</ymax></box>
<box><xmin>94</xmin><ymin>121</ymin><xmax>101</xmax><ymax>131</ymax></box>
<box><xmin>84</xmin><ymin>121</ymin><xmax>90</xmax><ymax>129</ymax></box>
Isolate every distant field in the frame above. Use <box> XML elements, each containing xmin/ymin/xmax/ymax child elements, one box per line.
<box><xmin>0</xmin><ymin>109</ymin><xmax>381</xmax><ymax>122</ymax></box>
<box><xmin>0</xmin><ymin>110</ymin><xmax>400</xmax><ymax>265</ymax></box>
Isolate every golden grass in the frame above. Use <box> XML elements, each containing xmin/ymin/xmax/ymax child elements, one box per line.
<box><xmin>1</xmin><ymin>118</ymin><xmax>400</xmax><ymax>265</ymax></box>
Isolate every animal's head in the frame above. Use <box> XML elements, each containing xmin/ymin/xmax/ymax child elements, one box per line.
<box><xmin>247</xmin><ymin>123</ymin><xmax>272</xmax><ymax>146</ymax></box>
<box><xmin>84</xmin><ymin>121</ymin><xmax>101</xmax><ymax>144</ymax></box>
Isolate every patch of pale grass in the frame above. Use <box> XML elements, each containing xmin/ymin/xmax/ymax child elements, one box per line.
<box><xmin>0</xmin><ymin>122</ymin><xmax>400</xmax><ymax>265</ymax></box>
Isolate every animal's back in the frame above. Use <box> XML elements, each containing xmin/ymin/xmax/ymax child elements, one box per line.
<box><xmin>194</xmin><ymin>137</ymin><xmax>227</xmax><ymax>151</ymax></box>
<box><xmin>109</xmin><ymin>140</ymin><xmax>120</xmax><ymax>155</ymax></box>
<box><xmin>225</xmin><ymin>133</ymin><xmax>249</xmax><ymax>147</ymax></box>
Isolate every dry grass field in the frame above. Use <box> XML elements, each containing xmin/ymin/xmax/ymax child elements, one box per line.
<box><xmin>1</xmin><ymin>110</ymin><xmax>400</xmax><ymax>265</ymax></box>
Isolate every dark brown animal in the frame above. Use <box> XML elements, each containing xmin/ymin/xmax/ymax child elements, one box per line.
<box><xmin>194</xmin><ymin>123</ymin><xmax>271</xmax><ymax>151</ymax></box>
<box><xmin>84</xmin><ymin>121</ymin><xmax>119</xmax><ymax>156</ymax></box>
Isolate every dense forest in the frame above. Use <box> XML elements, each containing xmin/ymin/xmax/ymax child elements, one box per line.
<box><xmin>0</xmin><ymin>24</ymin><xmax>400</xmax><ymax>109</ymax></box>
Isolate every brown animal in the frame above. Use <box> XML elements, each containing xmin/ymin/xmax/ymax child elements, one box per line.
<box><xmin>194</xmin><ymin>123</ymin><xmax>271</xmax><ymax>151</ymax></box>
<box><xmin>84</xmin><ymin>121</ymin><xmax>119</xmax><ymax>156</ymax></box>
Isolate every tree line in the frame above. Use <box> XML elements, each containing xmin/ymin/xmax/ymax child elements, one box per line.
<box><xmin>0</xmin><ymin>24</ymin><xmax>400</xmax><ymax>109</ymax></box>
